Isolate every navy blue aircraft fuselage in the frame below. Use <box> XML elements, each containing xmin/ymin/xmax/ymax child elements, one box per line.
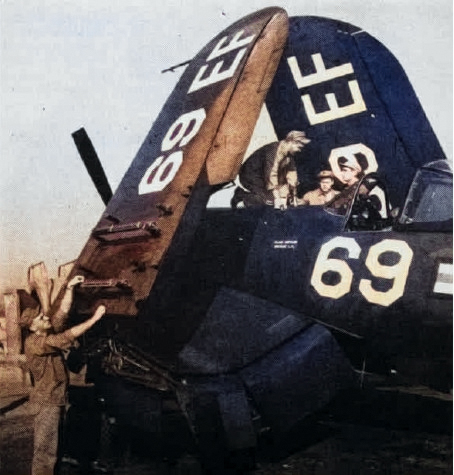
<box><xmin>139</xmin><ymin>162</ymin><xmax>452</xmax><ymax>389</ymax></box>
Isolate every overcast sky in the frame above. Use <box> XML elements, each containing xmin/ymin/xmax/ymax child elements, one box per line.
<box><xmin>1</xmin><ymin>0</ymin><xmax>452</xmax><ymax>292</ymax></box>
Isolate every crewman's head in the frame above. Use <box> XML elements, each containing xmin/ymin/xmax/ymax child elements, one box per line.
<box><xmin>339</xmin><ymin>157</ymin><xmax>362</xmax><ymax>185</ymax></box>
<box><xmin>20</xmin><ymin>306</ymin><xmax>52</xmax><ymax>333</ymax></box>
<box><xmin>318</xmin><ymin>170</ymin><xmax>335</xmax><ymax>193</ymax></box>
<box><xmin>283</xmin><ymin>130</ymin><xmax>311</xmax><ymax>155</ymax></box>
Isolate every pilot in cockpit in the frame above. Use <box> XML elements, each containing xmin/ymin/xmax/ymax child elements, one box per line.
<box><xmin>339</xmin><ymin>157</ymin><xmax>364</xmax><ymax>189</ymax></box>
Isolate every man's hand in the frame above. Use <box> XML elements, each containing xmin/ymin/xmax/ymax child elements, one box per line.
<box><xmin>274</xmin><ymin>196</ymin><xmax>287</xmax><ymax>210</ymax></box>
<box><xmin>68</xmin><ymin>304</ymin><xmax>107</xmax><ymax>339</ymax></box>
<box><xmin>67</xmin><ymin>275</ymin><xmax>85</xmax><ymax>289</ymax></box>
<box><xmin>272</xmin><ymin>187</ymin><xmax>287</xmax><ymax>210</ymax></box>
<box><xmin>92</xmin><ymin>305</ymin><xmax>106</xmax><ymax>322</ymax></box>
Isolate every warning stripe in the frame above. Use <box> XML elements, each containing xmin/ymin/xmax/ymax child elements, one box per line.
<box><xmin>433</xmin><ymin>263</ymin><xmax>453</xmax><ymax>295</ymax></box>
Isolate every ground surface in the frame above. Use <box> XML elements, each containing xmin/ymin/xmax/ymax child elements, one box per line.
<box><xmin>0</xmin><ymin>368</ymin><xmax>451</xmax><ymax>475</ymax></box>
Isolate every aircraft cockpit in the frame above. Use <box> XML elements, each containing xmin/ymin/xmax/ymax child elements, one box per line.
<box><xmin>325</xmin><ymin>173</ymin><xmax>392</xmax><ymax>232</ymax></box>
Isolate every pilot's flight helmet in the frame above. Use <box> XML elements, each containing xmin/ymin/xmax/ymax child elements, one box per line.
<box><xmin>339</xmin><ymin>156</ymin><xmax>362</xmax><ymax>173</ymax></box>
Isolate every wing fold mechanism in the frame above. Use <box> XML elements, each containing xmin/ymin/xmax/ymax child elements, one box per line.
<box><xmin>92</xmin><ymin>221</ymin><xmax>161</xmax><ymax>242</ymax></box>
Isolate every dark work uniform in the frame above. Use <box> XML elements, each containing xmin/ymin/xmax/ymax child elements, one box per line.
<box><xmin>237</xmin><ymin>142</ymin><xmax>297</xmax><ymax>206</ymax></box>
<box><xmin>25</xmin><ymin>330</ymin><xmax>75</xmax><ymax>475</ymax></box>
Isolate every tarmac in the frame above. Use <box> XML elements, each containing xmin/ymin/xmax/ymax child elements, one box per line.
<box><xmin>1</xmin><ymin>362</ymin><xmax>452</xmax><ymax>475</ymax></box>
<box><xmin>0</xmin><ymin>364</ymin><xmax>33</xmax><ymax>475</ymax></box>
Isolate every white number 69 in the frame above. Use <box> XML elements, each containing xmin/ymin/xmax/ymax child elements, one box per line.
<box><xmin>311</xmin><ymin>237</ymin><xmax>413</xmax><ymax>306</ymax></box>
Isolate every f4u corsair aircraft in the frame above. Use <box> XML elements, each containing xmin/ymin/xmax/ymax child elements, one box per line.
<box><xmin>47</xmin><ymin>6</ymin><xmax>451</xmax><ymax>469</ymax></box>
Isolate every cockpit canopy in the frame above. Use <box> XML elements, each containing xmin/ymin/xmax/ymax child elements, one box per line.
<box><xmin>399</xmin><ymin>160</ymin><xmax>453</xmax><ymax>231</ymax></box>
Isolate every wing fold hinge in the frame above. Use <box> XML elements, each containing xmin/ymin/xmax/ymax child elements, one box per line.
<box><xmin>77</xmin><ymin>278</ymin><xmax>134</xmax><ymax>298</ymax></box>
<box><xmin>92</xmin><ymin>221</ymin><xmax>161</xmax><ymax>242</ymax></box>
